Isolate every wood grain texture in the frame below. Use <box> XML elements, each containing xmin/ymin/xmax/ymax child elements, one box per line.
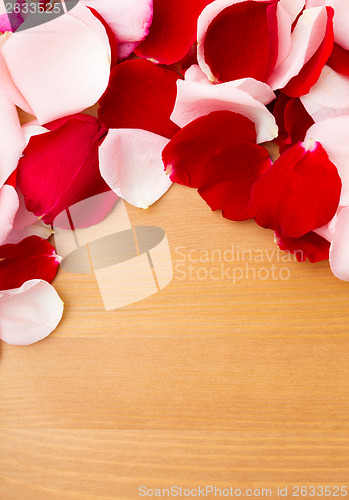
<box><xmin>1</xmin><ymin>184</ymin><xmax>349</xmax><ymax>498</ymax></box>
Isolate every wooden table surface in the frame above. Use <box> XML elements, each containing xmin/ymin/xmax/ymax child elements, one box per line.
<box><xmin>1</xmin><ymin>183</ymin><xmax>349</xmax><ymax>499</ymax></box>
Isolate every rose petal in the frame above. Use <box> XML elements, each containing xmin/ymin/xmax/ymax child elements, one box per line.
<box><xmin>282</xmin><ymin>6</ymin><xmax>334</xmax><ymax>96</ymax></box>
<box><xmin>135</xmin><ymin>0</ymin><xmax>210</xmax><ymax>65</ymax></box>
<box><xmin>0</xmin><ymin>4</ymin><xmax>110</xmax><ymax>124</ymax></box>
<box><xmin>0</xmin><ymin>279</ymin><xmax>63</xmax><ymax>345</ymax></box>
<box><xmin>0</xmin><ymin>184</ymin><xmax>19</xmax><ymax>245</ymax></box>
<box><xmin>3</xmin><ymin>189</ymin><xmax>53</xmax><ymax>245</ymax></box>
<box><xmin>268</xmin><ymin>6</ymin><xmax>332</xmax><ymax>93</ymax></box>
<box><xmin>0</xmin><ymin>94</ymin><xmax>25</xmax><ymax>189</ymax></box>
<box><xmin>81</xmin><ymin>0</ymin><xmax>153</xmax><ymax>59</ymax></box>
<box><xmin>171</xmin><ymin>78</ymin><xmax>278</xmax><ymax>144</ymax></box>
<box><xmin>0</xmin><ymin>235</ymin><xmax>60</xmax><ymax>290</ymax></box>
<box><xmin>18</xmin><ymin>114</ymin><xmax>109</xmax><ymax>225</ymax></box>
<box><xmin>329</xmin><ymin>207</ymin><xmax>349</xmax><ymax>280</ymax></box>
<box><xmin>327</xmin><ymin>43</ymin><xmax>349</xmax><ymax>76</ymax></box>
<box><xmin>99</xmin><ymin>129</ymin><xmax>172</xmax><ymax>209</ymax></box>
<box><xmin>273</xmin><ymin>93</ymin><xmax>314</xmax><ymax>153</ymax></box>
<box><xmin>300</xmin><ymin>65</ymin><xmax>349</xmax><ymax>121</ymax></box>
<box><xmin>98</xmin><ymin>59</ymin><xmax>180</xmax><ymax>139</ymax></box>
<box><xmin>248</xmin><ymin>140</ymin><xmax>342</xmax><ymax>238</ymax></box>
<box><xmin>197</xmin><ymin>0</ymin><xmax>279</xmax><ymax>83</ymax></box>
<box><xmin>275</xmin><ymin>229</ymin><xmax>330</xmax><ymax>263</ymax></box>
<box><xmin>305</xmin><ymin>116</ymin><xmax>349</xmax><ymax>205</ymax></box>
<box><xmin>162</xmin><ymin>111</ymin><xmax>271</xmax><ymax>220</ymax></box>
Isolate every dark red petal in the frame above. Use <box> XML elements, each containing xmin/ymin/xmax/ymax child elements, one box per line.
<box><xmin>98</xmin><ymin>59</ymin><xmax>180</xmax><ymax>139</ymax></box>
<box><xmin>275</xmin><ymin>230</ymin><xmax>330</xmax><ymax>263</ymax></box>
<box><xmin>17</xmin><ymin>115</ymin><xmax>109</xmax><ymax>225</ymax></box>
<box><xmin>135</xmin><ymin>0</ymin><xmax>212</xmax><ymax>65</ymax></box>
<box><xmin>198</xmin><ymin>140</ymin><xmax>272</xmax><ymax>220</ymax></box>
<box><xmin>203</xmin><ymin>0</ymin><xmax>278</xmax><ymax>83</ymax></box>
<box><xmin>248</xmin><ymin>141</ymin><xmax>342</xmax><ymax>238</ymax></box>
<box><xmin>282</xmin><ymin>7</ymin><xmax>334</xmax><ymax>97</ymax></box>
<box><xmin>162</xmin><ymin>110</ymin><xmax>271</xmax><ymax>220</ymax></box>
<box><xmin>163</xmin><ymin>110</ymin><xmax>257</xmax><ymax>187</ymax></box>
<box><xmin>327</xmin><ymin>43</ymin><xmax>349</xmax><ymax>77</ymax></box>
<box><xmin>273</xmin><ymin>93</ymin><xmax>314</xmax><ymax>154</ymax></box>
<box><xmin>0</xmin><ymin>236</ymin><xmax>60</xmax><ymax>290</ymax></box>
<box><xmin>88</xmin><ymin>6</ymin><xmax>118</xmax><ymax>68</ymax></box>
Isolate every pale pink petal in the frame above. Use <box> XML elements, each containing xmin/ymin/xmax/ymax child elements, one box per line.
<box><xmin>81</xmin><ymin>0</ymin><xmax>153</xmax><ymax>59</ymax></box>
<box><xmin>305</xmin><ymin>116</ymin><xmax>349</xmax><ymax>205</ymax></box>
<box><xmin>329</xmin><ymin>207</ymin><xmax>349</xmax><ymax>280</ymax></box>
<box><xmin>0</xmin><ymin>94</ymin><xmax>25</xmax><ymax>188</ymax></box>
<box><xmin>306</xmin><ymin>0</ymin><xmax>325</xmax><ymax>6</ymax></box>
<box><xmin>327</xmin><ymin>0</ymin><xmax>349</xmax><ymax>50</ymax></box>
<box><xmin>0</xmin><ymin>279</ymin><xmax>63</xmax><ymax>345</ymax></box>
<box><xmin>0</xmin><ymin>184</ymin><xmax>19</xmax><ymax>245</ymax></box>
<box><xmin>268</xmin><ymin>7</ymin><xmax>329</xmax><ymax>90</ymax></box>
<box><xmin>4</xmin><ymin>190</ymin><xmax>52</xmax><ymax>245</ymax></box>
<box><xmin>279</xmin><ymin>0</ymin><xmax>305</xmax><ymax>21</ymax></box>
<box><xmin>99</xmin><ymin>129</ymin><xmax>172</xmax><ymax>209</ymax></box>
<box><xmin>185</xmin><ymin>64</ymin><xmax>275</xmax><ymax>104</ymax></box>
<box><xmin>274</xmin><ymin>3</ymin><xmax>293</xmax><ymax>69</ymax></box>
<box><xmin>300</xmin><ymin>65</ymin><xmax>349</xmax><ymax>121</ymax></box>
<box><xmin>171</xmin><ymin>79</ymin><xmax>278</xmax><ymax>144</ymax></box>
<box><xmin>314</xmin><ymin>207</ymin><xmax>343</xmax><ymax>242</ymax></box>
<box><xmin>0</xmin><ymin>4</ymin><xmax>110</xmax><ymax>124</ymax></box>
<box><xmin>226</xmin><ymin>78</ymin><xmax>276</xmax><ymax>105</ymax></box>
<box><xmin>22</xmin><ymin>122</ymin><xmax>49</xmax><ymax>147</ymax></box>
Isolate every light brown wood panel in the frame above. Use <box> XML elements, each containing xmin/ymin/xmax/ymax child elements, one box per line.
<box><xmin>1</xmin><ymin>184</ymin><xmax>349</xmax><ymax>498</ymax></box>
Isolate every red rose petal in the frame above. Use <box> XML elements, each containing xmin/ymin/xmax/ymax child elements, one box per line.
<box><xmin>273</xmin><ymin>93</ymin><xmax>314</xmax><ymax>154</ymax></box>
<box><xmin>248</xmin><ymin>140</ymin><xmax>342</xmax><ymax>238</ymax></box>
<box><xmin>98</xmin><ymin>59</ymin><xmax>180</xmax><ymax>139</ymax></box>
<box><xmin>17</xmin><ymin>115</ymin><xmax>109</xmax><ymax>225</ymax></box>
<box><xmin>135</xmin><ymin>0</ymin><xmax>212</xmax><ymax>65</ymax></box>
<box><xmin>327</xmin><ymin>42</ymin><xmax>349</xmax><ymax>76</ymax></box>
<box><xmin>282</xmin><ymin>6</ymin><xmax>334</xmax><ymax>97</ymax></box>
<box><xmin>275</xmin><ymin>230</ymin><xmax>331</xmax><ymax>263</ymax></box>
<box><xmin>162</xmin><ymin>110</ymin><xmax>271</xmax><ymax>220</ymax></box>
<box><xmin>202</xmin><ymin>0</ymin><xmax>279</xmax><ymax>83</ymax></box>
<box><xmin>0</xmin><ymin>236</ymin><xmax>60</xmax><ymax>290</ymax></box>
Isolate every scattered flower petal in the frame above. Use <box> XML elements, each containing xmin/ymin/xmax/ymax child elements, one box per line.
<box><xmin>171</xmin><ymin>74</ymin><xmax>278</xmax><ymax>144</ymax></box>
<box><xmin>99</xmin><ymin>128</ymin><xmax>172</xmax><ymax>209</ymax></box>
<box><xmin>162</xmin><ymin>110</ymin><xmax>271</xmax><ymax>220</ymax></box>
<box><xmin>98</xmin><ymin>59</ymin><xmax>180</xmax><ymax>139</ymax></box>
<box><xmin>0</xmin><ymin>235</ymin><xmax>60</xmax><ymax>291</ymax></box>
<box><xmin>275</xmin><ymin>230</ymin><xmax>330</xmax><ymax>263</ymax></box>
<box><xmin>0</xmin><ymin>4</ymin><xmax>111</xmax><ymax>124</ymax></box>
<box><xmin>305</xmin><ymin>116</ymin><xmax>349</xmax><ymax>205</ymax></box>
<box><xmin>18</xmin><ymin>115</ymin><xmax>109</xmax><ymax>225</ymax></box>
<box><xmin>0</xmin><ymin>279</ymin><xmax>63</xmax><ymax>345</ymax></box>
<box><xmin>248</xmin><ymin>140</ymin><xmax>342</xmax><ymax>238</ymax></box>
<box><xmin>135</xmin><ymin>0</ymin><xmax>211</xmax><ymax>65</ymax></box>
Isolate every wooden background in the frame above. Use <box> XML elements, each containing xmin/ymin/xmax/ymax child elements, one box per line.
<box><xmin>1</xmin><ymin>182</ymin><xmax>349</xmax><ymax>499</ymax></box>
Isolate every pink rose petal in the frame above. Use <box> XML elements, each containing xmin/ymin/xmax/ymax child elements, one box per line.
<box><xmin>0</xmin><ymin>279</ymin><xmax>63</xmax><ymax>345</ymax></box>
<box><xmin>171</xmin><ymin>76</ymin><xmax>278</xmax><ymax>144</ymax></box>
<box><xmin>0</xmin><ymin>184</ymin><xmax>19</xmax><ymax>245</ymax></box>
<box><xmin>0</xmin><ymin>4</ymin><xmax>111</xmax><ymax>124</ymax></box>
<box><xmin>99</xmin><ymin>129</ymin><xmax>172</xmax><ymax>209</ymax></box>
